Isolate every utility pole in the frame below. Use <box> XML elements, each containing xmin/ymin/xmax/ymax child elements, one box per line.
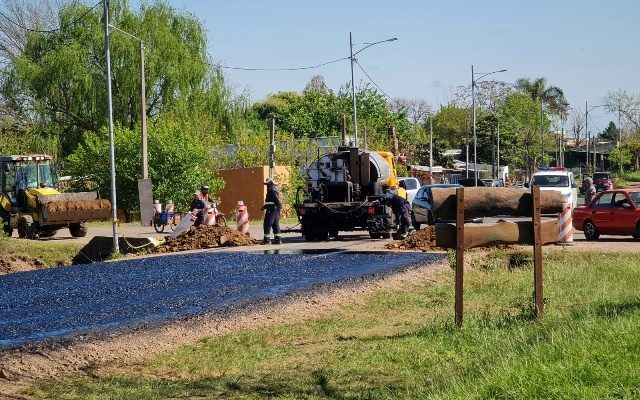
<box><xmin>269</xmin><ymin>118</ymin><xmax>275</xmax><ymax>179</ymax></box>
<box><xmin>341</xmin><ymin>114</ymin><xmax>347</xmax><ymax>146</ymax></box>
<box><xmin>585</xmin><ymin>101</ymin><xmax>589</xmax><ymax>171</ymax></box>
<box><xmin>103</xmin><ymin>0</ymin><xmax>118</xmax><ymax>254</ymax></box>
<box><xmin>140</xmin><ymin>41</ymin><xmax>148</xmax><ymax>179</ymax></box>
<box><xmin>472</xmin><ymin>65</ymin><xmax>477</xmax><ymax>185</ymax></box>
<box><xmin>349</xmin><ymin>32</ymin><xmax>358</xmax><ymax>147</ymax></box>
<box><xmin>619</xmin><ymin>106</ymin><xmax>623</xmax><ymax>173</ymax></box>
<box><xmin>540</xmin><ymin>97</ymin><xmax>544</xmax><ymax>167</ymax></box>
<box><xmin>429</xmin><ymin>116</ymin><xmax>433</xmax><ymax>181</ymax></box>
<box><xmin>497</xmin><ymin>122</ymin><xmax>500</xmax><ymax>180</ymax></box>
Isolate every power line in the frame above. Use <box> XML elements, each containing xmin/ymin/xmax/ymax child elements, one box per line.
<box><xmin>0</xmin><ymin>1</ymin><xmax>101</xmax><ymax>34</ymax></box>
<box><xmin>214</xmin><ymin>56</ymin><xmax>349</xmax><ymax>71</ymax></box>
<box><xmin>354</xmin><ymin>59</ymin><xmax>404</xmax><ymax>109</ymax></box>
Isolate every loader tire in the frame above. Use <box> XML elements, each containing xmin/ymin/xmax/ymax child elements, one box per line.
<box><xmin>69</xmin><ymin>222</ymin><xmax>88</xmax><ymax>238</ymax></box>
<box><xmin>17</xmin><ymin>215</ymin><xmax>37</xmax><ymax>239</ymax></box>
<box><xmin>3</xmin><ymin>223</ymin><xmax>13</xmax><ymax>237</ymax></box>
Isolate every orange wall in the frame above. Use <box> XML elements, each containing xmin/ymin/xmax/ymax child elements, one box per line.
<box><xmin>218</xmin><ymin>166</ymin><xmax>290</xmax><ymax>220</ymax></box>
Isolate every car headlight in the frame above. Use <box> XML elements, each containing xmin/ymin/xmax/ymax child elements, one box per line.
<box><xmin>562</xmin><ymin>192</ymin><xmax>571</xmax><ymax>198</ymax></box>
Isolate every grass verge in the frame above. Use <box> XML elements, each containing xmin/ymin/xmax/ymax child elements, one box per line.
<box><xmin>0</xmin><ymin>236</ymin><xmax>84</xmax><ymax>267</ymax></box>
<box><xmin>25</xmin><ymin>249</ymin><xmax>640</xmax><ymax>399</ymax></box>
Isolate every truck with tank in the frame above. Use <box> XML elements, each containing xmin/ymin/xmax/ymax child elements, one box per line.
<box><xmin>295</xmin><ymin>146</ymin><xmax>399</xmax><ymax>241</ymax></box>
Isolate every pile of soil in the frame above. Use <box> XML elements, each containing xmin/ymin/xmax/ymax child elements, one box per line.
<box><xmin>45</xmin><ymin>199</ymin><xmax>111</xmax><ymax>212</ymax></box>
<box><xmin>386</xmin><ymin>226</ymin><xmax>442</xmax><ymax>252</ymax></box>
<box><xmin>0</xmin><ymin>256</ymin><xmax>47</xmax><ymax>275</ymax></box>
<box><xmin>153</xmin><ymin>225</ymin><xmax>257</xmax><ymax>253</ymax></box>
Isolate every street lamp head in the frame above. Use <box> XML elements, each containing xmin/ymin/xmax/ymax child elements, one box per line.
<box><xmin>498</xmin><ymin>69</ymin><xmax>507</xmax><ymax>72</ymax></box>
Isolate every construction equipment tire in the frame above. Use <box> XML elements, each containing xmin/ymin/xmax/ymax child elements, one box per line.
<box><xmin>17</xmin><ymin>215</ymin><xmax>37</xmax><ymax>239</ymax></box>
<box><xmin>3</xmin><ymin>223</ymin><xmax>13</xmax><ymax>237</ymax></box>
<box><xmin>69</xmin><ymin>222</ymin><xmax>88</xmax><ymax>237</ymax></box>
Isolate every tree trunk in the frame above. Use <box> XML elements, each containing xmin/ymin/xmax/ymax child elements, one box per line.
<box><xmin>431</xmin><ymin>187</ymin><xmax>564</xmax><ymax>220</ymax></box>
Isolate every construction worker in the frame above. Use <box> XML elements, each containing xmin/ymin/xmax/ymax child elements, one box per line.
<box><xmin>397</xmin><ymin>180</ymin><xmax>408</xmax><ymax>200</ymax></box>
<box><xmin>262</xmin><ymin>178</ymin><xmax>282</xmax><ymax>244</ymax></box>
<box><xmin>583</xmin><ymin>177</ymin><xmax>596</xmax><ymax>206</ymax></box>
<box><xmin>380</xmin><ymin>189</ymin><xmax>414</xmax><ymax>238</ymax></box>
<box><xmin>199</xmin><ymin>185</ymin><xmax>212</xmax><ymax>205</ymax></box>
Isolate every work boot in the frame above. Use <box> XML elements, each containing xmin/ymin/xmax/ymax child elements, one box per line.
<box><xmin>273</xmin><ymin>237</ymin><xmax>282</xmax><ymax>245</ymax></box>
<box><xmin>408</xmin><ymin>226</ymin><xmax>416</xmax><ymax>235</ymax></box>
<box><xmin>261</xmin><ymin>236</ymin><xmax>271</xmax><ymax>245</ymax></box>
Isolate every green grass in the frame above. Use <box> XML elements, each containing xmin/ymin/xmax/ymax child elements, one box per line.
<box><xmin>622</xmin><ymin>170</ymin><xmax>640</xmax><ymax>182</ymax></box>
<box><xmin>25</xmin><ymin>250</ymin><xmax>640</xmax><ymax>399</ymax></box>
<box><xmin>0</xmin><ymin>236</ymin><xmax>84</xmax><ymax>266</ymax></box>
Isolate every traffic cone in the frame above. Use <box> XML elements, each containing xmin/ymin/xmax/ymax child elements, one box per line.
<box><xmin>236</xmin><ymin>200</ymin><xmax>250</xmax><ymax>236</ymax></box>
<box><xmin>556</xmin><ymin>202</ymin><xmax>574</xmax><ymax>245</ymax></box>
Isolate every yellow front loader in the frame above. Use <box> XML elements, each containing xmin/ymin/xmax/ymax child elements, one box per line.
<box><xmin>0</xmin><ymin>155</ymin><xmax>111</xmax><ymax>239</ymax></box>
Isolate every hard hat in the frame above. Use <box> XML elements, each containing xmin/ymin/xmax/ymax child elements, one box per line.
<box><xmin>264</xmin><ymin>178</ymin><xmax>274</xmax><ymax>185</ymax></box>
<box><xmin>201</xmin><ymin>185</ymin><xmax>209</xmax><ymax>191</ymax></box>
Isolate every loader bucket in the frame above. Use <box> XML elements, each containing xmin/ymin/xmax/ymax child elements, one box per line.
<box><xmin>39</xmin><ymin>192</ymin><xmax>112</xmax><ymax>224</ymax></box>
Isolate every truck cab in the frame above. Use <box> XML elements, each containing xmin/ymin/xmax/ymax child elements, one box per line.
<box><xmin>528</xmin><ymin>168</ymin><xmax>578</xmax><ymax>208</ymax></box>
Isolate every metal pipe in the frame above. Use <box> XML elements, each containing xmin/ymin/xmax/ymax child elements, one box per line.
<box><xmin>349</xmin><ymin>32</ymin><xmax>358</xmax><ymax>147</ymax></box>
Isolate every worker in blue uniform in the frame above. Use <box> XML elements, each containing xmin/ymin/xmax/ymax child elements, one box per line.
<box><xmin>262</xmin><ymin>178</ymin><xmax>282</xmax><ymax>244</ymax></box>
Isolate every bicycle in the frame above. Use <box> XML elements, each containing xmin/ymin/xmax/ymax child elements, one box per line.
<box><xmin>153</xmin><ymin>208</ymin><xmax>180</xmax><ymax>233</ymax></box>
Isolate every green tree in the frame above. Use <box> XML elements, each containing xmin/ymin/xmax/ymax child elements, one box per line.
<box><xmin>65</xmin><ymin>120</ymin><xmax>222</xmax><ymax>218</ymax></box>
<box><xmin>515</xmin><ymin>77</ymin><xmax>569</xmax><ymax>117</ymax></box>
<box><xmin>2</xmin><ymin>0</ymin><xmax>234</xmax><ymax>155</ymax></box>
<box><xmin>430</xmin><ymin>105</ymin><xmax>471</xmax><ymax>152</ymax></box>
<box><xmin>599</xmin><ymin>121</ymin><xmax>619</xmax><ymax>142</ymax></box>
<box><xmin>498</xmin><ymin>93</ymin><xmax>552</xmax><ymax>177</ymax></box>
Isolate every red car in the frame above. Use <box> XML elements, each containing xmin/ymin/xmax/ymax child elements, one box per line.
<box><xmin>572</xmin><ymin>189</ymin><xmax>640</xmax><ymax>240</ymax></box>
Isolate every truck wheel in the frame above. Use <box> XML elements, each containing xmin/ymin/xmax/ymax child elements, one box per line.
<box><xmin>318</xmin><ymin>230</ymin><xmax>329</xmax><ymax>241</ymax></box>
<box><xmin>304</xmin><ymin>231</ymin><xmax>317</xmax><ymax>242</ymax></box>
<box><xmin>369</xmin><ymin>232</ymin><xmax>382</xmax><ymax>239</ymax></box>
<box><xmin>411</xmin><ymin>212</ymin><xmax>421</xmax><ymax>231</ymax></box>
<box><xmin>69</xmin><ymin>222</ymin><xmax>88</xmax><ymax>237</ymax></box>
<box><xmin>583</xmin><ymin>220</ymin><xmax>600</xmax><ymax>241</ymax></box>
<box><xmin>17</xmin><ymin>215</ymin><xmax>37</xmax><ymax>239</ymax></box>
<box><xmin>381</xmin><ymin>232</ymin><xmax>391</xmax><ymax>239</ymax></box>
<box><xmin>329</xmin><ymin>229</ymin><xmax>339</xmax><ymax>239</ymax></box>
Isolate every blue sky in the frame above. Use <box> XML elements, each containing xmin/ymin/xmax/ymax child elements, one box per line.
<box><xmin>160</xmin><ymin>0</ymin><xmax>638</xmax><ymax>133</ymax></box>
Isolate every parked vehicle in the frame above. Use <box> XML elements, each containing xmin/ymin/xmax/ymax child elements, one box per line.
<box><xmin>481</xmin><ymin>179</ymin><xmax>505</xmax><ymax>187</ymax></box>
<box><xmin>397</xmin><ymin>177</ymin><xmax>420</xmax><ymax>204</ymax></box>
<box><xmin>592</xmin><ymin>171</ymin><xmax>613</xmax><ymax>192</ymax></box>
<box><xmin>410</xmin><ymin>184</ymin><xmax>482</xmax><ymax>230</ymax></box>
<box><xmin>572</xmin><ymin>189</ymin><xmax>640</xmax><ymax>240</ymax></box>
<box><xmin>527</xmin><ymin>168</ymin><xmax>578</xmax><ymax>208</ymax></box>
<box><xmin>458</xmin><ymin>178</ymin><xmax>486</xmax><ymax>187</ymax></box>
<box><xmin>296</xmin><ymin>146</ymin><xmax>398</xmax><ymax>240</ymax></box>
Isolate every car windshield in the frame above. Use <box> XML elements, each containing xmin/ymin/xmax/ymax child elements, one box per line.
<box><xmin>532</xmin><ymin>175</ymin><xmax>569</xmax><ymax>187</ymax></box>
<box><xmin>629</xmin><ymin>191</ymin><xmax>640</xmax><ymax>206</ymax></box>
<box><xmin>401</xmin><ymin>179</ymin><xmax>419</xmax><ymax>190</ymax></box>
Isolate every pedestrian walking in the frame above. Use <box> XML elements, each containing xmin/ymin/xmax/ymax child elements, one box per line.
<box><xmin>583</xmin><ymin>177</ymin><xmax>596</xmax><ymax>206</ymax></box>
<box><xmin>262</xmin><ymin>178</ymin><xmax>282</xmax><ymax>244</ymax></box>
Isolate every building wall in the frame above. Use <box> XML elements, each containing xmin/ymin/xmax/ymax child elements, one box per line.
<box><xmin>218</xmin><ymin>166</ymin><xmax>290</xmax><ymax>220</ymax></box>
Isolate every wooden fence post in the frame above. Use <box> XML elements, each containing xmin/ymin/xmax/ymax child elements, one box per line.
<box><xmin>455</xmin><ymin>187</ymin><xmax>465</xmax><ymax>327</ymax></box>
<box><xmin>532</xmin><ymin>185</ymin><xmax>544</xmax><ymax>320</ymax></box>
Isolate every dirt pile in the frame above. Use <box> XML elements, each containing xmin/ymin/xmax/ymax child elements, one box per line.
<box><xmin>0</xmin><ymin>256</ymin><xmax>47</xmax><ymax>275</ymax></box>
<box><xmin>386</xmin><ymin>226</ymin><xmax>442</xmax><ymax>252</ymax></box>
<box><xmin>45</xmin><ymin>199</ymin><xmax>111</xmax><ymax>212</ymax></box>
<box><xmin>153</xmin><ymin>225</ymin><xmax>258</xmax><ymax>253</ymax></box>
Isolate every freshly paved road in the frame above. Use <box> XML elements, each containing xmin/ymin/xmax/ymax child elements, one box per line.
<box><xmin>0</xmin><ymin>250</ymin><xmax>438</xmax><ymax>348</ymax></box>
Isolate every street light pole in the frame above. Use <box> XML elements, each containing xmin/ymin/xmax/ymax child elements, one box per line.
<box><xmin>349</xmin><ymin>32</ymin><xmax>358</xmax><ymax>147</ymax></box>
<box><xmin>471</xmin><ymin>66</ymin><xmax>506</xmax><ymax>186</ymax></box>
<box><xmin>349</xmin><ymin>34</ymin><xmax>397</xmax><ymax>148</ymax></box>
<box><xmin>102</xmin><ymin>0</ymin><xmax>118</xmax><ymax>253</ymax></box>
<box><xmin>540</xmin><ymin>97</ymin><xmax>544</xmax><ymax>167</ymax></box>
<box><xmin>619</xmin><ymin>106</ymin><xmax>623</xmax><ymax>173</ymax></box>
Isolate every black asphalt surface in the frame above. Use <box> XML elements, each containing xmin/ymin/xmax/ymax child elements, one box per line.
<box><xmin>0</xmin><ymin>250</ymin><xmax>437</xmax><ymax>348</ymax></box>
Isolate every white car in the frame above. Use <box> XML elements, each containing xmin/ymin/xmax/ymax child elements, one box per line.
<box><xmin>398</xmin><ymin>177</ymin><xmax>421</xmax><ymax>204</ymax></box>
<box><xmin>527</xmin><ymin>169</ymin><xmax>578</xmax><ymax>208</ymax></box>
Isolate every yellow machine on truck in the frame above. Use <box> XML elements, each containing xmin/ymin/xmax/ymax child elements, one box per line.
<box><xmin>0</xmin><ymin>154</ymin><xmax>111</xmax><ymax>239</ymax></box>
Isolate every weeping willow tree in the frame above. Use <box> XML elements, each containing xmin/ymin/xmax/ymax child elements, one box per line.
<box><xmin>1</xmin><ymin>0</ymin><xmax>238</xmax><ymax>156</ymax></box>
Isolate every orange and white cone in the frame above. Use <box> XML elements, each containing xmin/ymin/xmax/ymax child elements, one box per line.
<box><xmin>203</xmin><ymin>206</ymin><xmax>216</xmax><ymax>225</ymax></box>
<box><xmin>557</xmin><ymin>202</ymin><xmax>574</xmax><ymax>244</ymax></box>
<box><xmin>236</xmin><ymin>200</ymin><xmax>250</xmax><ymax>235</ymax></box>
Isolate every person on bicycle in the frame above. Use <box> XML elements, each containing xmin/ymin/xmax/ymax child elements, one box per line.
<box><xmin>262</xmin><ymin>178</ymin><xmax>282</xmax><ymax>245</ymax></box>
<box><xmin>199</xmin><ymin>185</ymin><xmax>213</xmax><ymax>205</ymax></box>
